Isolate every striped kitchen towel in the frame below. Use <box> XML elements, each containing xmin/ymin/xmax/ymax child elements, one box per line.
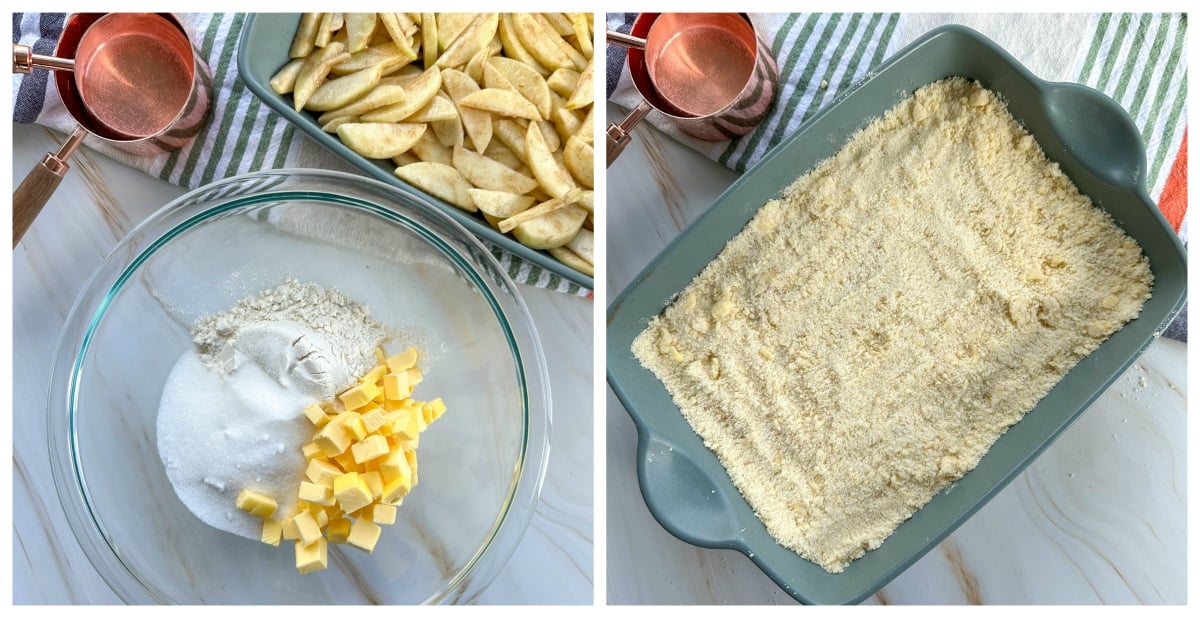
<box><xmin>608</xmin><ymin>12</ymin><xmax>1187</xmax><ymax>340</ymax></box>
<box><xmin>13</xmin><ymin>12</ymin><xmax>590</xmax><ymax>297</ymax></box>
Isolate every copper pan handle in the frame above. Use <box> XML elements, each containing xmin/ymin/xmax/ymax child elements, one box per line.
<box><xmin>12</xmin><ymin>43</ymin><xmax>75</xmax><ymax>73</ymax></box>
<box><xmin>606</xmin><ymin>31</ymin><xmax>646</xmax><ymax>50</ymax></box>
<box><xmin>606</xmin><ymin>100</ymin><xmax>654</xmax><ymax>167</ymax></box>
<box><xmin>13</xmin><ymin>125</ymin><xmax>88</xmax><ymax>247</ymax></box>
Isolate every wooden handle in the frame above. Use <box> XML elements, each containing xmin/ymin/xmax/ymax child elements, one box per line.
<box><xmin>13</xmin><ymin>155</ymin><xmax>68</xmax><ymax>247</ymax></box>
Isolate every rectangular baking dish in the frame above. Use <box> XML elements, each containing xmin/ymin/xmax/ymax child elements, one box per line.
<box><xmin>236</xmin><ymin>13</ymin><xmax>594</xmax><ymax>290</ymax></box>
<box><xmin>606</xmin><ymin>24</ymin><xmax>1187</xmax><ymax>605</ymax></box>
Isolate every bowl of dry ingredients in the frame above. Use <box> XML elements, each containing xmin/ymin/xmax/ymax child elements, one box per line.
<box><xmin>46</xmin><ymin>169</ymin><xmax>550</xmax><ymax>603</ymax></box>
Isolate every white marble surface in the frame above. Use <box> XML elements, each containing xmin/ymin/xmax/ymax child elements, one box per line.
<box><xmin>604</xmin><ymin>101</ymin><xmax>1187</xmax><ymax>605</ymax></box>
<box><xmin>11</xmin><ymin>122</ymin><xmax>593</xmax><ymax>604</ymax></box>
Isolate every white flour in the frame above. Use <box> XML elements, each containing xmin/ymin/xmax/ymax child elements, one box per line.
<box><xmin>193</xmin><ymin>279</ymin><xmax>394</xmax><ymax>379</ymax></box>
<box><xmin>157</xmin><ymin>280</ymin><xmax>395</xmax><ymax>540</ymax></box>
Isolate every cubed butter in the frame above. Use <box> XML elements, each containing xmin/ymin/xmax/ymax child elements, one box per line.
<box><xmin>314</xmin><ymin>421</ymin><xmax>351</xmax><ymax>457</ymax></box>
<box><xmin>295</xmin><ymin>538</ymin><xmax>328</xmax><ymax>574</ymax></box>
<box><xmin>366</xmin><ymin>503</ymin><xmax>397</xmax><ymax>525</ymax></box>
<box><xmin>385</xmin><ymin>348</ymin><xmax>418</xmax><ymax>373</ymax></box>
<box><xmin>333</xmin><ymin>472</ymin><xmax>374</xmax><ymax>514</ymax></box>
<box><xmin>405</xmin><ymin>367</ymin><xmax>423</xmax><ymax>387</ymax></box>
<box><xmin>300</xmin><ymin>441</ymin><xmax>322</xmax><ymax>460</ymax></box>
<box><xmin>309</xmin><ymin>502</ymin><xmax>329</xmax><ymax>528</ymax></box>
<box><xmin>383</xmin><ymin>372</ymin><xmax>410</xmax><ymax>400</ymax></box>
<box><xmin>261</xmin><ymin>519</ymin><xmax>283</xmax><ymax>546</ymax></box>
<box><xmin>405</xmin><ymin>449</ymin><xmax>418</xmax><ymax>486</ymax></box>
<box><xmin>359</xmin><ymin>364</ymin><xmax>387</xmax><ymax>385</ymax></box>
<box><xmin>235</xmin><ymin>489</ymin><xmax>277</xmax><ymax>519</ymax></box>
<box><xmin>360</xmin><ymin>407</ymin><xmax>386</xmax><ymax>432</ymax></box>
<box><xmin>333</xmin><ymin>450</ymin><xmax>359</xmax><ymax>473</ymax></box>
<box><xmin>379</xmin><ymin>448</ymin><xmax>412</xmax><ymax>483</ymax></box>
<box><xmin>362</xmin><ymin>470</ymin><xmax>384</xmax><ymax>499</ymax></box>
<box><xmin>374</xmin><ymin>347</ymin><xmax>387</xmax><ymax>364</ymax></box>
<box><xmin>394</xmin><ymin>411</ymin><xmax>420</xmax><ymax>441</ymax></box>
<box><xmin>327</xmin><ymin>517</ymin><xmax>352</xmax><ymax>543</ymax></box>
<box><xmin>339</xmin><ymin>381</ymin><xmax>381</xmax><ymax>410</ymax></box>
<box><xmin>352</xmin><ymin>434</ymin><xmax>390</xmax><ymax>464</ymax></box>
<box><xmin>334</xmin><ymin>411</ymin><xmax>368</xmax><ymax>441</ymax></box>
<box><xmin>292</xmin><ymin>510</ymin><xmax>323</xmax><ymax>546</ymax></box>
<box><xmin>306</xmin><ymin>458</ymin><xmax>343</xmax><ymax>486</ymax></box>
<box><xmin>427</xmin><ymin>397</ymin><xmax>446</xmax><ymax>421</ymax></box>
<box><xmin>303</xmin><ymin>403</ymin><xmax>330</xmax><ymax>427</ymax></box>
<box><xmin>347</xmin><ymin>518</ymin><xmax>382</xmax><ymax>553</ymax></box>
<box><xmin>282</xmin><ymin>516</ymin><xmax>300</xmax><ymax>541</ymax></box>
<box><xmin>299</xmin><ymin>481</ymin><xmax>334</xmax><ymax>506</ymax></box>
<box><xmin>381</xmin><ymin>474</ymin><xmax>412</xmax><ymax>505</ymax></box>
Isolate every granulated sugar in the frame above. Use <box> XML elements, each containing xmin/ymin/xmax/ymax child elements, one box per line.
<box><xmin>632</xmin><ymin>78</ymin><xmax>1151</xmax><ymax>572</ymax></box>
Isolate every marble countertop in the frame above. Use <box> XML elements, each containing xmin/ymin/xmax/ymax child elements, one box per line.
<box><xmin>11</xmin><ymin>123</ymin><xmax>593</xmax><ymax>604</ymax></box>
<box><xmin>604</xmin><ymin>101</ymin><xmax>1186</xmax><ymax>605</ymax></box>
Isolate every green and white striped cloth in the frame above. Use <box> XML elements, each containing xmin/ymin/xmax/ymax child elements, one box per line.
<box><xmin>609</xmin><ymin>13</ymin><xmax>1187</xmax><ymax>237</ymax></box>
<box><xmin>13</xmin><ymin>12</ymin><xmax>590</xmax><ymax>296</ymax></box>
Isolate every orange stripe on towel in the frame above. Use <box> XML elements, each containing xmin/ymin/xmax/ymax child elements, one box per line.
<box><xmin>1157</xmin><ymin>128</ymin><xmax>1187</xmax><ymax>233</ymax></box>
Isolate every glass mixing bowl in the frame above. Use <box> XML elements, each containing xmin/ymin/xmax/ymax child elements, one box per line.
<box><xmin>46</xmin><ymin>169</ymin><xmax>551</xmax><ymax>603</ymax></box>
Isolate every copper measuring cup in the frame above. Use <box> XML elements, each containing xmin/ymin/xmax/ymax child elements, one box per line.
<box><xmin>606</xmin><ymin>13</ymin><xmax>779</xmax><ymax>166</ymax></box>
<box><xmin>12</xmin><ymin>12</ymin><xmax>211</xmax><ymax>247</ymax></box>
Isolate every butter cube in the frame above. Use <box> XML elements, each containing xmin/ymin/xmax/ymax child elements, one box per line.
<box><xmin>360</xmin><ymin>407</ymin><xmax>386</xmax><ymax>433</ymax></box>
<box><xmin>334</xmin><ymin>411</ymin><xmax>368</xmax><ymax>441</ymax></box>
<box><xmin>394</xmin><ymin>411</ymin><xmax>420</xmax><ymax>441</ymax></box>
<box><xmin>382</xmin><ymin>398</ymin><xmax>406</xmax><ymax>412</ymax></box>
<box><xmin>314</xmin><ymin>421</ymin><xmax>351</xmax><ymax>457</ymax></box>
<box><xmin>362</xmin><ymin>470</ymin><xmax>384</xmax><ymax>499</ymax></box>
<box><xmin>261</xmin><ymin>519</ymin><xmax>283</xmax><ymax>546</ymax></box>
<box><xmin>281</xmin><ymin>516</ymin><xmax>300</xmax><ymax>540</ymax></box>
<box><xmin>352</xmin><ymin>435</ymin><xmax>390</xmax><ymax>464</ymax></box>
<box><xmin>292</xmin><ymin>510</ymin><xmax>323</xmax><ymax>546</ymax></box>
<box><xmin>327</xmin><ymin>518</ymin><xmax>352</xmax><ymax>543</ymax></box>
<box><xmin>295</xmin><ymin>538</ymin><xmax>328</xmax><ymax>574</ymax></box>
<box><xmin>305</xmin><ymin>458</ymin><xmax>343</xmax><ymax>486</ymax></box>
<box><xmin>426</xmin><ymin>397</ymin><xmax>447</xmax><ymax>422</ymax></box>
<box><xmin>333</xmin><ymin>450</ymin><xmax>359</xmax><ymax>473</ymax></box>
<box><xmin>365</xmin><ymin>503</ymin><xmax>397</xmax><ymax>525</ymax></box>
<box><xmin>333</xmin><ymin>472</ymin><xmax>374</xmax><ymax>514</ymax></box>
<box><xmin>308</xmin><ymin>502</ymin><xmax>330</xmax><ymax>528</ymax></box>
<box><xmin>299</xmin><ymin>481</ymin><xmax>335</xmax><ymax>506</ymax></box>
<box><xmin>303</xmin><ymin>403</ymin><xmax>330</xmax><ymax>427</ymax></box>
<box><xmin>385</xmin><ymin>348</ymin><xmax>418</xmax><ymax>373</ymax></box>
<box><xmin>347</xmin><ymin>518</ymin><xmax>382</xmax><ymax>553</ymax></box>
<box><xmin>383</xmin><ymin>372</ymin><xmax>410</xmax><ymax>401</ymax></box>
<box><xmin>381</xmin><ymin>473</ymin><xmax>412</xmax><ymax>505</ymax></box>
<box><xmin>235</xmin><ymin>489</ymin><xmax>277</xmax><ymax>519</ymax></box>
<box><xmin>300</xmin><ymin>442</ymin><xmax>322</xmax><ymax>460</ymax></box>
<box><xmin>405</xmin><ymin>367</ymin><xmax>423</xmax><ymax>387</ymax></box>
<box><xmin>379</xmin><ymin>448</ymin><xmax>411</xmax><ymax>483</ymax></box>
<box><xmin>339</xmin><ymin>381</ymin><xmax>381</xmax><ymax>410</ymax></box>
<box><xmin>405</xmin><ymin>449</ymin><xmax>419</xmax><ymax>486</ymax></box>
<box><xmin>374</xmin><ymin>347</ymin><xmax>387</xmax><ymax>363</ymax></box>
<box><xmin>359</xmin><ymin>364</ymin><xmax>387</xmax><ymax>385</ymax></box>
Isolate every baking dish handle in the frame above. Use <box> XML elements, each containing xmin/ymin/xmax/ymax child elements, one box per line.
<box><xmin>636</xmin><ymin>434</ymin><xmax>744</xmax><ymax>548</ymax></box>
<box><xmin>1041</xmin><ymin>81</ymin><xmax>1149</xmax><ymax>191</ymax></box>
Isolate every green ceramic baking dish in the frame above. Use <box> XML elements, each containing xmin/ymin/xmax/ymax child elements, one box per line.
<box><xmin>606</xmin><ymin>24</ymin><xmax>1187</xmax><ymax>605</ymax></box>
<box><xmin>236</xmin><ymin>13</ymin><xmax>593</xmax><ymax>290</ymax></box>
